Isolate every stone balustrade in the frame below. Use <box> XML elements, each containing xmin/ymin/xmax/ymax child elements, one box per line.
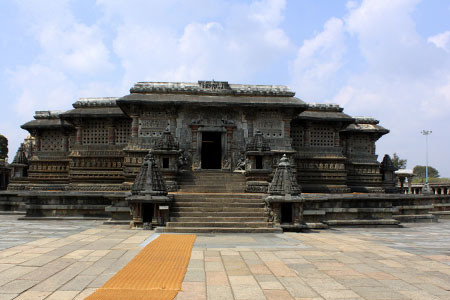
<box><xmin>400</xmin><ymin>183</ymin><xmax>450</xmax><ymax>195</ymax></box>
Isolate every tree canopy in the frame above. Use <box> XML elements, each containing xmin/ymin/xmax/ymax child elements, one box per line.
<box><xmin>0</xmin><ymin>135</ymin><xmax>7</xmax><ymax>160</ymax></box>
<box><xmin>413</xmin><ymin>165</ymin><xmax>440</xmax><ymax>179</ymax></box>
<box><xmin>392</xmin><ymin>153</ymin><xmax>407</xmax><ymax>169</ymax></box>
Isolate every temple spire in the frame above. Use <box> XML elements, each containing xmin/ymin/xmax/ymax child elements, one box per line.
<box><xmin>268</xmin><ymin>154</ymin><xmax>301</xmax><ymax>196</ymax></box>
<box><xmin>131</xmin><ymin>151</ymin><xmax>167</xmax><ymax>196</ymax></box>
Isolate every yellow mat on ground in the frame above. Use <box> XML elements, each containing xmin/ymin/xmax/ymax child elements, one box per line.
<box><xmin>85</xmin><ymin>234</ymin><xmax>196</xmax><ymax>300</ymax></box>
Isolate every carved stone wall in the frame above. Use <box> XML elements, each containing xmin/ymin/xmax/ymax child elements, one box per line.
<box><xmin>291</xmin><ymin>120</ymin><xmax>349</xmax><ymax>193</ymax></box>
<box><xmin>40</xmin><ymin>130</ymin><xmax>64</xmax><ymax>151</ymax></box>
<box><xmin>82</xmin><ymin>120</ymin><xmax>109</xmax><ymax>145</ymax></box>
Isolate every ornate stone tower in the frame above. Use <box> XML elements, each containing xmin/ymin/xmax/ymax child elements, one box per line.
<box><xmin>127</xmin><ymin>151</ymin><xmax>171</xmax><ymax>228</ymax></box>
<box><xmin>265</xmin><ymin>155</ymin><xmax>305</xmax><ymax>231</ymax></box>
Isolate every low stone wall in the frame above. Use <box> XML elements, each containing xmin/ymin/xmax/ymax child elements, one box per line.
<box><xmin>391</xmin><ymin>194</ymin><xmax>436</xmax><ymax>222</ymax></box>
<box><xmin>302</xmin><ymin>193</ymin><xmax>450</xmax><ymax>227</ymax></box>
<box><xmin>429</xmin><ymin>194</ymin><xmax>450</xmax><ymax>219</ymax></box>
<box><xmin>1</xmin><ymin>191</ymin><xmax>449</xmax><ymax>226</ymax></box>
<box><xmin>303</xmin><ymin>194</ymin><xmax>399</xmax><ymax>227</ymax></box>
<box><xmin>0</xmin><ymin>191</ymin><xmax>128</xmax><ymax>219</ymax></box>
<box><xmin>0</xmin><ymin>191</ymin><xmax>26</xmax><ymax>213</ymax></box>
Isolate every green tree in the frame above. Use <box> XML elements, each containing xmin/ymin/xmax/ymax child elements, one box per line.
<box><xmin>413</xmin><ymin>165</ymin><xmax>439</xmax><ymax>179</ymax></box>
<box><xmin>392</xmin><ymin>153</ymin><xmax>407</xmax><ymax>169</ymax></box>
<box><xmin>0</xmin><ymin>135</ymin><xmax>7</xmax><ymax>160</ymax></box>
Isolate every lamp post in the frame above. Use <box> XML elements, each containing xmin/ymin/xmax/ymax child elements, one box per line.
<box><xmin>421</xmin><ymin>130</ymin><xmax>432</xmax><ymax>194</ymax></box>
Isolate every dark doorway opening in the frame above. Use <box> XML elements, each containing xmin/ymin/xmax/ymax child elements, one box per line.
<box><xmin>162</xmin><ymin>157</ymin><xmax>169</xmax><ymax>169</ymax></box>
<box><xmin>201</xmin><ymin>132</ymin><xmax>222</xmax><ymax>169</ymax></box>
<box><xmin>281</xmin><ymin>203</ymin><xmax>293</xmax><ymax>223</ymax></box>
<box><xmin>256</xmin><ymin>156</ymin><xmax>263</xmax><ymax>169</ymax></box>
<box><xmin>142</xmin><ymin>203</ymin><xmax>154</xmax><ymax>223</ymax></box>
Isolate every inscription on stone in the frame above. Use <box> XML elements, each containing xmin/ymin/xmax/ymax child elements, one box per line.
<box><xmin>198</xmin><ymin>80</ymin><xmax>230</xmax><ymax>90</ymax></box>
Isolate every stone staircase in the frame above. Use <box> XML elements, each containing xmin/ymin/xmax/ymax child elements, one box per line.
<box><xmin>162</xmin><ymin>171</ymin><xmax>280</xmax><ymax>233</ymax></box>
<box><xmin>176</xmin><ymin>171</ymin><xmax>247</xmax><ymax>193</ymax></box>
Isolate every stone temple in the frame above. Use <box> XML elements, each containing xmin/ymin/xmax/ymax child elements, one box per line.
<box><xmin>5</xmin><ymin>80</ymin><xmax>425</xmax><ymax>232</ymax></box>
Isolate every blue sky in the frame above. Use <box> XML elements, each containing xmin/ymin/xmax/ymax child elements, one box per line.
<box><xmin>1</xmin><ymin>0</ymin><xmax>450</xmax><ymax>176</ymax></box>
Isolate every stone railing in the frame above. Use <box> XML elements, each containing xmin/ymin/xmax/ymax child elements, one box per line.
<box><xmin>404</xmin><ymin>183</ymin><xmax>450</xmax><ymax>195</ymax></box>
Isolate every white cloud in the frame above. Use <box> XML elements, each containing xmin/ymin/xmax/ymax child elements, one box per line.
<box><xmin>8</xmin><ymin>64</ymin><xmax>76</xmax><ymax>117</ymax></box>
<box><xmin>37</xmin><ymin>23</ymin><xmax>113</xmax><ymax>74</ymax></box>
<box><xmin>290</xmin><ymin>0</ymin><xmax>450</xmax><ymax>175</ymax></box>
<box><xmin>291</xmin><ymin>17</ymin><xmax>346</xmax><ymax>101</ymax></box>
<box><xmin>428</xmin><ymin>31</ymin><xmax>450</xmax><ymax>52</ymax></box>
<box><xmin>248</xmin><ymin>0</ymin><xmax>286</xmax><ymax>27</ymax></box>
<box><xmin>109</xmin><ymin>0</ymin><xmax>293</xmax><ymax>86</ymax></box>
<box><xmin>16</xmin><ymin>0</ymin><xmax>113</xmax><ymax>75</ymax></box>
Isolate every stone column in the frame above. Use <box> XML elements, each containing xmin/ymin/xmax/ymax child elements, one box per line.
<box><xmin>245</xmin><ymin>111</ymin><xmax>255</xmax><ymax>138</ymax></box>
<box><xmin>62</xmin><ymin>135</ymin><xmax>69</xmax><ymax>152</ymax></box>
<box><xmin>131</xmin><ymin>115</ymin><xmax>139</xmax><ymax>138</ymax></box>
<box><xmin>226</xmin><ymin>126</ymin><xmax>233</xmax><ymax>154</ymax></box>
<box><xmin>334</xmin><ymin>126</ymin><xmax>341</xmax><ymax>147</ymax></box>
<box><xmin>76</xmin><ymin>126</ymin><xmax>83</xmax><ymax>145</ymax></box>
<box><xmin>190</xmin><ymin>125</ymin><xmax>200</xmax><ymax>170</ymax></box>
<box><xmin>304</xmin><ymin>122</ymin><xmax>311</xmax><ymax>147</ymax></box>
<box><xmin>107</xmin><ymin>120</ymin><xmax>116</xmax><ymax>145</ymax></box>
<box><xmin>34</xmin><ymin>134</ymin><xmax>42</xmax><ymax>152</ymax></box>
<box><xmin>283</xmin><ymin>119</ymin><xmax>290</xmax><ymax>138</ymax></box>
<box><xmin>191</xmin><ymin>126</ymin><xmax>199</xmax><ymax>152</ymax></box>
<box><xmin>407</xmin><ymin>177</ymin><xmax>412</xmax><ymax>194</ymax></box>
<box><xmin>293</xmin><ymin>203</ymin><xmax>301</xmax><ymax>225</ymax></box>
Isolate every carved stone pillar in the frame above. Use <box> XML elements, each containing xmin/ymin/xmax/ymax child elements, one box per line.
<box><xmin>62</xmin><ymin>135</ymin><xmax>69</xmax><ymax>152</ymax></box>
<box><xmin>131</xmin><ymin>115</ymin><xmax>139</xmax><ymax>138</ymax></box>
<box><xmin>245</xmin><ymin>111</ymin><xmax>256</xmax><ymax>138</ymax></box>
<box><xmin>190</xmin><ymin>125</ymin><xmax>200</xmax><ymax>170</ymax></box>
<box><xmin>273</xmin><ymin>203</ymin><xmax>281</xmax><ymax>225</ymax></box>
<box><xmin>34</xmin><ymin>134</ymin><xmax>42</xmax><ymax>152</ymax></box>
<box><xmin>407</xmin><ymin>177</ymin><xmax>412</xmax><ymax>194</ymax></box>
<box><xmin>191</xmin><ymin>126</ymin><xmax>199</xmax><ymax>152</ymax></box>
<box><xmin>304</xmin><ymin>123</ymin><xmax>311</xmax><ymax>147</ymax></box>
<box><xmin>226</xmin><ymin>126</ymin><xmax>233</xmax><ymax>155</ymax></box>
<box><xmin>107</xmin><ymin>120</ymin><xmax>116</xmax><ymax>145</ymax></box>
<box><xmin>334</xmin><ymin>127</ymin><xmax>341</xmax><ymax>147</ymax></box>
<box><xmin>283</xmin><ymin>119</ymin><xmax>290</xmax><ymax>138</ymax></box>
<box><xmin>76</xmin><ymin>126</ymin><xmax>83</xmax><ymax>145</ymax></box>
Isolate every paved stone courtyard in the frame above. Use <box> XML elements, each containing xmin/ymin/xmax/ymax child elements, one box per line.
<box><xmin>0</xmin><ymin>215</ymin><xmax>449</xmax><ymax>300</ymax></box>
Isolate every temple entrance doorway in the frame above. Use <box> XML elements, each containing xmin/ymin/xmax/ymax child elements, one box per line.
<box><xmin>201</xmin><ymin>132</ymin><xmax>222</xmax><ymax>169</ymax></box>
<box><xmin>142</xmin><ymin>203</ymin><xmax>154</xmax><ymax>223</ymax></box>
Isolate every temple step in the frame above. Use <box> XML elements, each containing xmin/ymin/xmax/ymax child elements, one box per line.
<box><xmin>170</xmin><ymin>211</ymin><xmax>266</xmax><ymax>218</ymax></box>
<box><xmin>172</xmin><ymin>202</ymin><xmax>264</xmax><ymax>208</ymax></box>
<box><xmin>171</xmin><ymin>207</ymin><xmax>265</xmax><ymax>213</ymax></box>
<box><xmin>170</xmin><ymin>217</ymin><xmax>266</xmax><ymax>222</ymax></box>
<box><xmin>161</xmin><ymin>227</ymin><xmax>282</xmax><ymax>233</ymax></box>
<box><xmin>177</xmin><ymin>171</ymin><xmax>246</xmax><ymax>193</ymax></box>
<box><xmin>166</xmin><ymin>221</ymin><xmax>271</xmax><ymax>228</ymax></box>
<box><xmin>164</xmin><ymin>190</ymin><xmax>273</xmax><ymax>233</ymax></box>
<box><xmin>164</xmin><ymin>171</ymin><xmax>273</xmax><ymax>233</ymax></box>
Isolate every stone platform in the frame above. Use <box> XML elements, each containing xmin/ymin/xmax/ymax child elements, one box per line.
<box><xmin>1</xmin><ymin>215</ymin><xmax>450</xmax><ymax>299</ymax></box>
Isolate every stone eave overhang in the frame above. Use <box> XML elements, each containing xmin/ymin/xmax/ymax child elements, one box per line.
<box><xmin>295</xmin><ymin>111</ymin><xmax>355</xmax><ymax>123</ymax></box>
<box><xmin>60</xmin><ymin>107</ymin><xmax>128</xmax><ymax>119</ymax></box>
<box><xmin>341</xmin><ymin>124</ymin><xmax>389</xmax><ymax>135</ymax></box>
<box><xmin>21</xmin><ymin>119</ymin><xmax>73</xmax><ymax>131</ymax></box>
<box><xmin>116</xmin><ymin>93</ymin><xmax>307</xmax><ymax>110</ymax></box>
